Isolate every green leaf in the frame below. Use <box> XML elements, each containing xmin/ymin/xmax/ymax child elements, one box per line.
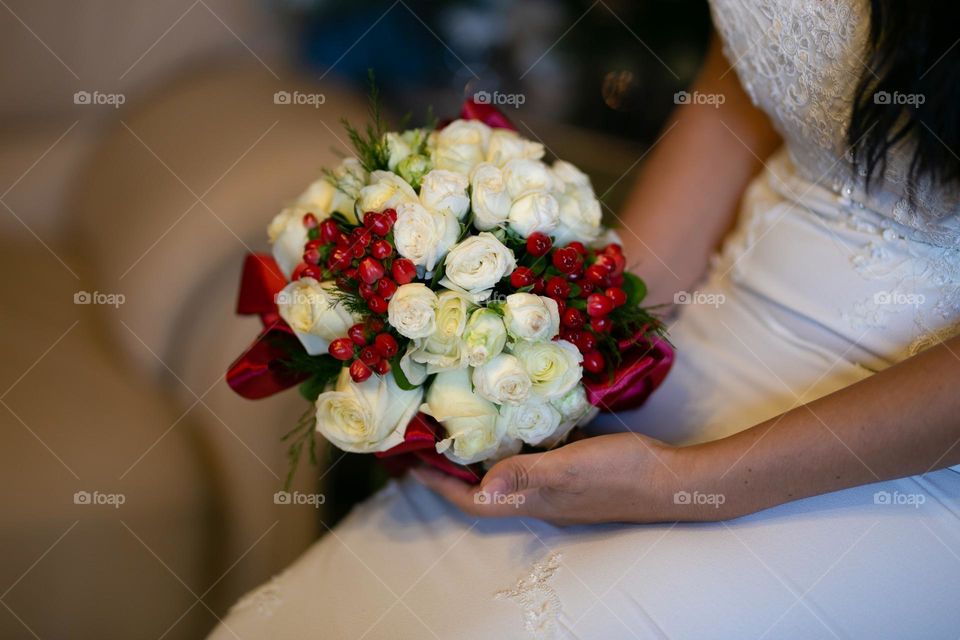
<box><xmin>622</xmin><ymin>272</ymin><xmax>647</xmax><ymax>306</ymax></box>
<box><xmin>390</xmin><ymin>355</ymin><xmax>419</xmax><ymax>390</ymax></box>
<box><xmin>298</xmin><ymin>374</ymin><xmax>327</xmax><ymax>402</ymax></box>
<box><xmin>430</xmin><ymin>258</ymin><xmax>446</xmax><ymax>288</ymax></box>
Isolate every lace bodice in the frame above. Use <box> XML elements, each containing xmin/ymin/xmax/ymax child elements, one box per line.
<box><xmin>708</xmin><ymin>0</ymin><xmax>960</xmax><ymax>362</ymax></box>
<box><xmin>709</xmin><ymin>0</ymin><xmax>960</xmax><ymax>246</ymax></box>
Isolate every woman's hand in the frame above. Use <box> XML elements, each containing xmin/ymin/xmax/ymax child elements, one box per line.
<box><xmin>412</xmin><ymin>432</ymin><xmax>734</xmax><ymax>526</ymax></box>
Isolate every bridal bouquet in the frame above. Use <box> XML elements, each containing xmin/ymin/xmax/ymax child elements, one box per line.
<box><xmin>227</xmin><ymin>94</ymin><xmax>672</xmax><ymax>484</ymax></box>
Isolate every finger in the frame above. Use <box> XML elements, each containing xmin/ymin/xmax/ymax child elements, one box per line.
<box><xmin>481</xmin><ymin>451</ymin><xmax>553</xmax><ymax>496</ymax></box>
<box><xmin>410</xmin><ymin>467</ymin><xmax>533</xmax><ymax>518</ymax></box>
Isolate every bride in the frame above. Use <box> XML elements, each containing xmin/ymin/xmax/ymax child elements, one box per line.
<box><xmin>213</xmin><ymin>1</ymin><xmax>960</xmax><ymax>637</ymax></box>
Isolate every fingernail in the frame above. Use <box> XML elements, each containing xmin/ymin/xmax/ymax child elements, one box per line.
<box><xmin>482</xmin><ymin>478</ymin><xmax>507</xmax><ymax>496</ymax></box>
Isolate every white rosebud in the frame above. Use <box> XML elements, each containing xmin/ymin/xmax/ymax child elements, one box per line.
<box><xmin>276</xmin><ymin>278</ymin><xmax>355</xmax><ymax>355</ymax></box>
<box><xmin>429</xmin><ymin>119</ymin><xmax>491</xmax><ymax>175</ymax></box>
<box><xmin>508</xmin><ymin>191</ymin><xmax>560</xmax><ymax>238</ymax></box>
<box><xmin>498</xmin><ymin>400</ymin><xmax>562</xmax><ymax>446</ymax></box>
<box><xmin>315</xmin><ymin>368</ymin><xmax>423</xmax><ymax>453</ymax></box>
<box><xmin>409</xmin><ymin>291</ymin><xmax>471</xmax><ymax>373</ymax></box>
<box><xmin>357</xmin><ymin>170</ymin><xmax>418</xmax><ymax>214</ymax></box>
<box><xmin>470</xmin><ymin>163</ymin><xmax>513</xmax><ymax>231</ymax></box>
<box><xmin>502</xmin><ymin>158</ymin><xmax>554</xmax><ymax>198</ymax></box>
<box><xmin>440</xmin><ymin>232</ymin><xmax>516</xmax><ymax>298</ymax></box>
<box><xmin>392</xmin><ymin>201</ymin><xmax>460</xmax><ymax>272</ymax></box>
<box><xmin>472</xmin><ymin>353</ymin><xmax>532</xmax><ymax>405</ymax></box>
<box><xmin>422</xmin><ymin>368</ymin><xmax>502</xmax><ymax>465</ymax></box>
<box><xmin>387</xmin><ymin>283</ymin><xmax>438</xmax><ymax>339</ymax></box>
<box><xmin>419</xmin><ymin>169</ymin><xmax>470</xmax><ymax>219</ymax></box>
<box><xmin>383</xmin><ymin>131</ymin><xmax>413</xmax><ymax>173</ymax></box>
<box><xmin>461</xmin><ymin>308</ymin><xmax>507</xmax><ymax>366</ymax></box>
<box><xmin>503</xmin><ymin>293</ymin><xmax>560</xmax><ymax>342</ymax></box>
<box><xmin>486</xmin><ymin>129</ymin><xmax>544</xmax><ymax>167</ymax></box>
<box><xmin>512</xmin><ymin>340</ymin><xmax>582</xmax><ymax>400</ymax></box>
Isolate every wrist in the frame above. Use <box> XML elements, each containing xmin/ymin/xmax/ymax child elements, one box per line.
<box><xmin>669</xmin><ymin>439</ymin><xmax>753</xmax><ymax>521</ymax></box>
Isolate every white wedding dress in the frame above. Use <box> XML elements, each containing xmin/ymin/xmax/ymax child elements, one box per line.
<box><xmin>212</xmin><ymin>1</ymin><xmax>960</xmax><ymax>638</ymax></box>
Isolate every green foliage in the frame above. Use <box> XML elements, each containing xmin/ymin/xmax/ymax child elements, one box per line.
<box><xmin>341</xmin><ymin>70</ymin><xmax>390</xmax><ymax>173</ymax></box>
<box><xmin>389</xmin><ymin>354</ymin><xmax>419</xmax><ymax>390</ymax></box>
<box><xmin>281</xmin><ymin>408</ymin><xmax>319</xmax><ymax>491</ymax></box>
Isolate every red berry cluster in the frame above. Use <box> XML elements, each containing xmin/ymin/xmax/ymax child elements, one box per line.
<box><xmin>328</xmin><ymin>318</ymin><xmax>399</xmax><ymax>382</ymax></box>
<box><xmin>293</xmin><ymin>209</ymin><xmax>417</xmax><ymax>315</ymax></box>
<box><xmin>510</xmin><ymin>232</ymin><xmax>627</xmax><ymax>376</ymax></box>
<box><xmin>290</xmin><ymin>209</ymin><xmax>415</xmax><ymax>382</ymax></box>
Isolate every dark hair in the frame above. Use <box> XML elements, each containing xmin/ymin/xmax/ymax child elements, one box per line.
<box><xmin>848</xmin><ymin>0</ymin><xmax>960</xmax><ymax>194</ymax></box>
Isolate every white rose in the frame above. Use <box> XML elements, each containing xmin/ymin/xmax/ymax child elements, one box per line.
<box><xmin>393</xmin><ymin>201</ymin><xmax>460</xmax><ymax>272</ymax></box>
<box><xmin>541</xmin><ymin>385</ymin><xmax>597</xmax><ymax>448</ymax></box>
<box><xmin>315</xmin><ymin>368</ymin><xmax>423</xmax><ymax>453</ymax></box>
<box><xmin>551</xmin><ymin>160</ymin><xmax>592</xmax><ymax>188</ymax></box>
<box><xmin>551</xmin><ymin>385</ymin><xmax>594</xmax><ymax>425</ymax></box>
<box><xmin>461</xmin><ymin>308</ymin><xmax>507</xmax><ymax>366</ymax></box>
<box><xmin>502</xmin><ymin>158</ymin><xmax>554</xmax><ymax>198</ymax></box>
<box><xmin>267</xmin><ymin>206</ymin><xmax>310</xmax><ymax>278</ymax></box>
<box><xmin>335</xmin><ymin>157</ymin><xmax>367</xmax><ymax>192</ymax></box>
<box><xmin>419</xmin><ymin>169</ymin><xmax>470</xmax><ymax>219</ymax></box>
<box><xmin>472</xmin><ymin>353</ymin><xmax>531</xmax><ymax>405</ymax></box>
<box><xmin>486</xmin><ymin>129</ymin><xmax>545</xmax><ymax>167</ymax></box>
<box><xmin>508</xmin><ymin>191</ymin><xmax>560</xmax><ymax>238</ymax></box>
<box><xmin>276</xmin><ymin>278</ymin><xmax>355</xmax><ymax>355</ymax></box>
<box><xmin>440</xmin><ymin>232</ymin><xmax>516</xmax><ymax>297</ymax></box>
<box><xmin>297</xmin><ymin>160</ymin><xmax>364</xmax><ymax>221</ymax></box>
<box><xmin>469</xmin><ymin>163</ymin><xmax>513</xmax><ymax>231</ymax></box>
<box><xmin>498</xmin><ymin>400</ymin><xmax>562</xmax><ymax>446</ymax></box>
<box><xmin>430</xmin><ymin>119</ymin><xmax>491</xmax><ymax>175</ymax></box>
<box><xmin>552</xmin><ymin>185</ymin><xmax>603</xmax><ymax>247</ymax></box>
<box><xmin>409</xmin><ymin>291</ymin><xmax>471</xmax><ymax>373</ymax></box>
<box><xmin>422</xmin><ymin>368</ymin><xmax>502</xmax><ymax>465</ymax></box>
<box><xmin>503</xmin><ymin>293</ymin><xmax>560</xmax><ymax>342</ymax></box>
<box><xmin>512</xmin><ymin>340</ymin><xmax>582</xmax><ymax>400</ymax></box>
<box><xmin>357</xmin><ymin>170</ymin><xmax>417</xmax><ymax>214</ymax></box>
<box><xmin>387</xmin><ymin>283</ymin><xmax>438</xmax><ymax>339</ymax></box>
<box><xmin>295</xmin><ymin>177</ymin><xmax>336</xmax><ymax>213</ymax></box>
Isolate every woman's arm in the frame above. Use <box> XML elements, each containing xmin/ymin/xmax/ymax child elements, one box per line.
<box><xmin>413</xmin><ymin>334</ymin><xmax>960</xmax><ymax>524</ymax></box>
<box><xmin>617</xmin><ymin>36</ymin><xmax>781</xmax><ymax>304</ymax></box>
<box><xmin>698</xmin><ymin>333</ymin><xmax>960</xmax><ymax>519</ymax></box>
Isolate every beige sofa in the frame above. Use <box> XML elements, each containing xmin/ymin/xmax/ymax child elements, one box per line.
<box><xmin>0</xmin><ymin>2</ymin><xmax>368</xmax><ymax>636</ymax></box>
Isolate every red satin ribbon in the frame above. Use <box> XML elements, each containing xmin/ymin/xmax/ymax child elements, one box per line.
<box><xmin>459</xmin><ymin>98</ymin><xmax>517</xmax><ymax>131</ymax></box>
<box><xmin>583</xmin><ymin>333</ymin><xmax>674</xmax><ymax>413</ymax></box>
<box><xmin>226</xmin><ymin>254</ymin><xmax>310</xmax><ymax>399</ymax></box>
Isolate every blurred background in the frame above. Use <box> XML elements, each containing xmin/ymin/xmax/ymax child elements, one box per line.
<box><xmin>0</xmin><ymin>0</ymin><xmax>708</xmax><ymax>637</ymax></box>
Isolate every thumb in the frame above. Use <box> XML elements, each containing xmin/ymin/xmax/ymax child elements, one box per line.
<box><xmin>481</xmin><ymin>451</ymin><xmax>551</xmax><ymax>496</ymax></box>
